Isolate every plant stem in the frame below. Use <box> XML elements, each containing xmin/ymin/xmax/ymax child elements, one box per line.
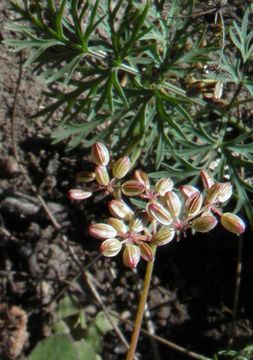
<box><xmin>126</xmin><ymin>246</ymin><xmax>157</xmax><ymax>360</ymax></box>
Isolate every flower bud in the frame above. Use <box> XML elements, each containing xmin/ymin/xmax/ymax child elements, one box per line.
<box><xmin>165</xmin><ymin>191</ymin><xmax>181</xmax><ymax>217</ymax></box>
<box><xmin>147</xmin><ymin>201</ymin><xmax>172</xmax><ymax>225</ymax></box>
<box><xmin>100</xmin><ymin>238</ymin><xmax>122</xmax><ymax>257</ymax></box>
<box><xmin>108</xmin><ymin>200</ymin><xmax>134</xmax><ymax>220</ymax></box>
<box><xmin>192</xmin><ymin>214</ymin><xmax>218</xmax><ymax>233</ymax></box>
<box><xmin>185</xmin><ymin>192</ymin><xmax>203</xmax><ymax>217</ymax></box>
<box><xmin>217</xmin><ymin>182</ymin><xmax>232</xmax><ymax>203</ymax></box>
<box><xmin>112</xmin><ymin>156</ymin><xmax>131</xmax><ymax>179</ymax></box>
<box><xmin>180</xmin><ymin>185</ymin><xmax>199</xmax><ymax>198</ymax></box>
<box><xmin>108</xmin><ymin>217</ymin><xmax>128</xmax><ymax>235</ymax></box>
<box><xmin>91</xmin><ymin>142</ymin><xmax>110</xmax><ymax>166</ymax></box>
<box><xmin>206</xmin><ymin>183</ymin><xmax>222</xmax><ymax>204</ymax></box>
<box><xmin>76</xmin><ymin>171</ymin><xmax>96</xmax><ymax>183</ymax></box>
<box><xmin>221</xmin><ymin>213</ymin><xmax>245</xmax><ymax>235</ymax></box>
<box><xmin>200</xmin><ymin>170</ymin><xmax>214</xmax><ymax>190</ymax></box>
<box><xmin>68</xmin><ymin>189</ymin><xmax>92</xmax><ymax>200</ymax></box>
<box><xmin>121</xmin><ymin>180</ymin><xmax>145</xmax><ymax>196</ymax></box>
<box><xmin>155</xmin><ymin>177</ymin><xmax>174</xmax><ymax>196</ymax></box>
<box><xmin>134</xmin><ymin>170</ymin><xmax>150</xmax><ymax>189</ymax></box>
<box><xmin>95</xmin><ymin>165</ymin><xmax>110</xmax><ymax>186</ymax></box>
<box><xmin>150</xmin><ymin>227</ymin><xmax>175</xmax><ymax>246</ymax></box>
<box><xmin>123</xmin><ymin>244</ymin><xmax>140</xmax><ymax>268</ymax></box>
<box><xmin>139</xmin><ymin>242</ymin><xmax>154</xmax><ymax>262</ymax></box>
<box><xmin>89</xmin><ymin>223</ymin><xmax>117</xmax><ymax>239</ymax></box>
<box><xmin>129</xmin><ymin>212</ymin><xmax>148</xmax><ymax>233</ymax></box>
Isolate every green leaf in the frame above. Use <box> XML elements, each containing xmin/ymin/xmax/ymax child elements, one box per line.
<box><xmin>75</xmin><ymin>340</ymin><xmax>97</xmax><ymax>360</ymax></box>
<box><xmin>28</xmin><ymin>335</ymin><xmax>78</xmax><ymax>360</ymax></box>
<box><xmin>57</xmin><ymin>295</ymin><xmax>80</xmax><ymax>320</ymax></box>
<box><xmin>95</xmin><ymin>311</ymin><xmax>118</xmax><ymax>335</ymax></box>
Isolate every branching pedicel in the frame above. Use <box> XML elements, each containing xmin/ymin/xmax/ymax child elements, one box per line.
<box><xmin>69</xmin><ymin>142</ymin><xmax>245</xmax><ymax>268</ymax></box>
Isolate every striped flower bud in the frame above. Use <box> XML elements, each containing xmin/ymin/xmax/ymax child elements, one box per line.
<box><xmin>121</xmin><ymin>180</ymin><xmax>145</xmax><ymax>196</ymax></box>
<box><xmin>192</xmin><ymin>214</ymin><xmax>218</xmax><ymax>233</ymax></box>
<box><xmin>112</xmin><ymin>156</ymin><xmax>131</xmax><ymax>179</ymax></box>
<box><xmin>100</xmin><ymin>238</ymin><xmax>122</xmax><ymax>257</ymax></box>
<box><xmin>76</xmin><ymin>171</ymin><xmax>96</xmax><ymax>183</ymax></box>
<box><xmin>108</xmin><ymin>200</ymin><xmax>134</xmax><ymax>220</ymax></box>
<box><xmin>155</xmin><ymin>177</ymin><xmax>174</xmax><ymax>196</ymax></box>
<box><xmin>123</xmin><ymin>244</ymin><xmax>140</xmax><ymax>268</ymax></box>
<box><xmin>68</xmin><ymin>189</ymin><xmax>92</xmax><ymax>200</ymax></box>
<box><xmin>206</xmin><ymin>183</ymin><xmax>222</xmax><ymax>204</ymax></box>
<box><xmin>147</xmin><ymin>201</ymin><xmax>172</xmax><ymax>225</ymax></box>
<box><xmin>217</xmin><ymin>182</ymin><xmax>232</xmax><ymax>203</ymax></box>
<box><xmin>129</xmin><ymin>212</ymin><xmax>148</xmax><ymax>233</ymax></box>
<box><xmin>150</xmin><ymin>227</ymin><xmax>175</xmax><ymax>246</ymax></box>
<box><xmin>200</xmin><ymin>170</ymin><xmax>214</xmax><ymax>190</ymax></box>
<box><xmin>165</xmin><ymin>191</ymin><xmax>181</xmax><ymax>217</ymax></box>
<box><xmin>180</xmin><ymin>185</ymin><xmax>199</xmax><ymax>199</ymax></box>
<box><xmin>95</xmin><ymin>165</ymin><xmax>110</xmax><ymax>186</ymax></box>
<box><xmin>91</xmin><ymin>142</ymin><xmax>110</xmax><ymax>166</ymax></box>
<box><xmin>221</xmin><ymin>213</ymin><xmax>245</xmax><ymax>235</ymax></box>
<box><xmin>108</xmin><ymin>217</ymin><xmax>128</xmax><ymax>235</ymax></box>
<box><xmin>89</xmin><ymin>223</ymin><xmax>117</xmax><ymax>239</ymax></box>
<box><xmin>185</xmin><ymin>192</ymin><xmax>203</xmax><ymax>217</ymax></box>
<box><xmin>134</xmin><ymin>170</ymin><xmax>150</xmax><ymax>189</ymax></box>
<box><xmin>139</xmin><ymin>242</ymin><xmax>154</xmax><ymax>262</ymax></box>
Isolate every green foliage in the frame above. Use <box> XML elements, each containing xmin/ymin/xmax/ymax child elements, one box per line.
<box><xmin>28</xmin><ymin>295</ymin><xmax>118</xmax><ymax>360</ymax></box>
<box><xmin>214</xmin><ymin>345</ymin><xmax>253</xmax><ymax>360</ymax></box>
<box><xmin>4</xmin><ymin>1</ymin><xmax>253</xmax><ymax>225</ymax></box>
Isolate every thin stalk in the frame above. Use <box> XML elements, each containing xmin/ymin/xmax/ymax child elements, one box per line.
<box><xmin>126</xmin><ymin>246</ymin><xmax>157</xmax><ymax>360</ymax></box>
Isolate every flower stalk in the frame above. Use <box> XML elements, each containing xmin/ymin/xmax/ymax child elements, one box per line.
<box><xmin>126</xmin><ymin>245</ymin><xmax>157</xmax><ymax>360</ymax></box>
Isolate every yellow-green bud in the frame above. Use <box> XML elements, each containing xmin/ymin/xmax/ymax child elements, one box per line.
<box><xmin>150</xmin><ymin>227</ymin><xmax>175</xmax><ymax>246</ymax></box>
<box><xmin>139</xmin><ymin>242</ymin><xmax>154</xmax><ymax>262</ymax></box>
<box><xmin>123</xmin><ymin>244</ymin><xmax>140</xmax><ymax>268</ymax></box>
<box><xmin>100</xmin><ymin>238</ymin><xmax>122</xmax><ymax>257</ymax></box>
<box><xmin>221</xmin><ymin>213</ymin><xmax>245</xmax><ymax>235</ymax></box>
<box><xmin>76</xmin><ymin>171</ymin><xmax>96</xmax><ymax>183</ymax></box>
<box><xmin>112</xmin><ymin>156</ymin><xmax>131</xmax><ymax>179</ymax></box>
<box><xmin>192</xmin><ymin>214</ymin><xmax>218</xmax><ymax>233</ymax></box>
<box><xmin>155</xmin><ymin>177</ymin><xmax>174</xmax><ymax>196</ymax></box>
<box><xmin>95</xmin><ymin>165</ymin><xmax>110</xmax><ymax>186</ymax></box>
<box><xmin>121</xmin><ymin>180</ymin><xmax>145</xmax><ymax>196</ymax></box>
<box><xmin>166</xmin><ymin>191</ymin><xmax>181</xmax><ymax>217</ymax></box>
<box><xmin>147</xmin><ymin>201</ymin><xmax>172</xmax><ymax>225</ymax></box>
<box><xmin>108</xmin><ymin>200</ymin><xmax>134</xmax><ymax>221</ymax></box>
<box><xmin>108</xmin><ymin>217</ymin><xmax>128</xmax><ymax>235</ymax></box>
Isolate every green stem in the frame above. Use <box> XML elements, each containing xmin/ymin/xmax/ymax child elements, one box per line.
<box><xmin>126</xmin><ymin>246</ymin><xmax>157</xmax><ymax>360</ymax></box>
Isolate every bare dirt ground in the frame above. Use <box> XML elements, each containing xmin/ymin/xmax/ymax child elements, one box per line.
<box><xmin>1</xmin><ymin>1</ymin><xmax>253</xmax><ymax>359</ymax></box>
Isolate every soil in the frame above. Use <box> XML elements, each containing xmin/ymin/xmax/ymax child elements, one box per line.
<box><xmin>0</xmin><ymin>1</ymin><xmax>253</xmax><ymax>360</ymax></box>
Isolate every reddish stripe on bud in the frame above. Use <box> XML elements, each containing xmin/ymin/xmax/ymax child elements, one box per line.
<box><xmin>150</xmin><ymin>227</ymin><xmax>175</xmax><ymax>246</ymax></box>
<box><xmin>76</xmin><ymin>171</ymin><xmax>95</xmax><ymax>183</ymax></box>
<box><xmin>155</xmin><ymin>177</ymin><xmax>174</xmax><ymax>196</ymax></box>
<box><xmin>165</xmin><ymin>191</ymin><xmax>181</xmax><ymax>217</ymax></box>
<box><xmin>134</xmin><ymin>170</ymin><xmax>150</xmax><ymax>189</ymax></box>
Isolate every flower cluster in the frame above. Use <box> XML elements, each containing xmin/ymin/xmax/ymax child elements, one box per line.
<box><xmin>69</xmin><ymin>143</ymin><xmax>246</xmax><ymax>268</ymax></box>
